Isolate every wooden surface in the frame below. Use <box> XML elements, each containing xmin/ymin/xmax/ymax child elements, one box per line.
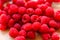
<box><xmin>0</xmin><ymin>2</ymin><xmax>60</xmax><ymax>40</ymax></box>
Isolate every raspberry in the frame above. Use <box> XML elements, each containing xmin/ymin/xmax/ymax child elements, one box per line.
<box><xmin>18</xmin><ymin>7</ymin><xmax>26</xmax><ymax>15</ymax></box>
<box><xmin>9</xmin><ymin>28</ymin><xmax>19</xmax><ymax>38</ymax></box>
<box><xmin>0</xmin><ymin>2</ymin><xmax>3</xmax><ymax>9</ymax></box>
<box><xmin>0</xmin><ymin>10</ymin><xmax>2</xmax><ymax>15</ymax></box>
<box><xmin>26</xmin><ymin>1</ymin><xmax>38</xmax><ymax>9</ymax></box>
<box><xmin>45</xmin><ymin>7</ymin><xmax>54</xmax><ymax>17</ymax></box>
<box><xmin>41</xmin><ymin>16</ymin><xmax>51</xmax><ymax>24</ymax></box>
<box><xmin>49</xmin><ymin>20</ymin><xmax>58</xmax><ymax>28</ymax></box>
<box><xmin>13</xmin><ymin>0</ymin><xmax>17</xmax><ymax>3</ymax></box>
<box><xmin>14</xmin><ymin>36</ymin><xmax>26</xmax><ymax>40</ymax></box>
<box><xmin>8</xmin><ymin>19</ymin><xmax>15</xmax><ymax>28</ymax></box>
<box><xmin>14</xmin><ymin>23</ymin><xmax>21</xmax><ymax>30</ymax></box>
<box><xmin>26</xmin><ymin>8</ymin><xmax>34</xmax><ymax>15</ymax></box>
<box><xmin>49</xmin><ymin>28</ymin><xmax>55</xmax><ymax>35</ymax></box>
<box><xmin>37</xmin><ymin>0</ymin><xmax>45</xmax><ymax>4</ymax></box>
<box><xmin>42</xmin><ymin>33</ymin><xmax>50</xmax><ymax>40</ymax></box>
<box><xmin>25</xmin><ymin>0</ymin><xmax>30</xmax><ymax>2</ymax></box>
<box><xmin>54</xmin><ymin>11</ymin><xmax>60</xmax><ymax>21</ymax></box>
<box><xmin>12</xmin><ymin>14</ymin><xmax>21</xmax><ymax>21</ymax></box>
<box><xmin>8</xmin><ymin>4</ymin><xmax>18</xmax><ymax>15</ymax></box>
<box><xmin>15</xmin><ymin>0</ymin><xmax>25</xmax><ymax>6</ymax></box>
<box><xmin>36</xmin><ymin>16</ymin><xmax>41</xmax><ymax>22</ymax></box>
<box><xmin>3</xmin><ymin>7</ymin><xmax>8</xmax><ymax>12</ymax></box>
<box><xmin>0</xmin><ymin>24</ymin><xmax>6</xmax><ymax>31</ymax></box>
<box><xmin>45</xmin><ymin>2</ymin><xmax>52</xmax><ymax>6</ymax></box>
<box><xmin>22</xmin><ymin>23</ymin><xmax>32</xmax><ymax>31</ymax></box>
<box><xmin>32</xmin><ymin>22</ymin><xmax>41</xmax><ymax>31</ymax></box>
<box><xmin>52</xmin><ymin>33</ymin><xmax>59</xmax><ymax>40</ymax></box>
<box><xmin>46</xmin><ymin>0</ymin><xmax>54</xmax><ymax>3</ymax></box>
<box><xmin>27</xmin><ymin>31</ymin><xmax>35</xmax><ymax>39</ymax></box>
<box><xmin>37</xmin><ymin>4</ymin><xmax>48</xmax><ymax>11</ymax></box>
<box><xmin>34</xmin><ymin>8</ymin><xmax>42</xmax><ymax>15</ymax></box>
<box><xmin>39</xmin><ymin>24</ymin><xmax>49</xmax><ymax>33</ymax></box>
<box><xmin>31</xmin><ymin>15</ymin><xmax>39</xmax><ymax>22</ymax></box>
<box><xmin>19</xmin><ymin>30</ymin><xmax>26</xmax><ymax>37</ymax></box>
<box><xmin>0</xmin><ymin>14</ymin><xmax>9</xmax><ymax>25</ymax></box>
<box><xmin>22</xmin><ymin>14</ymin><xmax>30</xmax><ymax>23</ymax></box>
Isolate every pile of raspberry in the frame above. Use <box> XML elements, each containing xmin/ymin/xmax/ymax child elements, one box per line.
<box><xmin>0</xmin><ymin>0</ymin><xmax>60</xmax><ymax>40</ymax></box>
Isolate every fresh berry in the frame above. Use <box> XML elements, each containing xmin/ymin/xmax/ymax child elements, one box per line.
<box><xmin>31</xmin><ymin>15</ymin><xmax>39</xmax><ymax>22</ymax></box>
<box><xmin>19</xmin><ymin>30</ymin><xmax>26</xmax><ymax>37</ymax></box>
<box><xmin>45</xmin><ymin>7</ymin><xmax>54</xmax><ymax>17</ymax></box>
<box><xmin>39</xmin><ymin>24</ymin><xmax>49</xmax><ymax>33</ymax></box>
<box><xmin>27</xmin><ymin>31</ymin><xmax>35</xmax><ymax>39</ymax></box>
<box><xmin>18</xmin><ymin>7</ymin><xmax>26</xmax><ymax>15</ymax></box>
<box><xmin>9</xmin><ymin>28</ymin><xmax>19</xmax><ymax>38</ymax></box>
<box><xmin>22</xmin><ymin>14</ymin><xmax>30</xmax><ymax>23</ymax></box>
<box><xmin>32</xmin><ymin>22</ymin><xmax>41</xmax><ymax>31</ymax></box>
<box><xmin>34</xmin><ymin>8</ymin><xmax>42</xmax><ymax>15</ymax></box>
<box><xmin>22</xmin><ymin>23</ymin><xmax>32</xmax><ymax>31</ymax></box>
<box><xmin>37</xmin><ymin>0</ymin><xmax>45</xmax><ymax>4</ymax></box>
<box><xmin>14</xmin><ymin>36</ymin><xmax>26</xmax><ymax>40</ymax></box>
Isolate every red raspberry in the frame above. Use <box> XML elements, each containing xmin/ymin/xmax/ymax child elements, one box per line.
<box><xmin>25</xmin><ymin>0</ymin><xmax>30</xmax><ymax>2</ymax></box>
<box><xmin>9</xmin><ymin>28</ymin><xmax>19</xmax><ymax>38</ymax></box>
<box><xmin>42</xmin><ymin>33</ymin><xmax>50</xmax><ymax>40</ymax></box>
<box><xmin>54</xmin><ymin>0</ymin><xmax>60</xmax><ymax>2</ymax></box>
<box><xmin>0</xmin><ymin>10</ymin><xmax>2</xmax><ymax>15</ymax></box>
<box><xmin>32</xmin><ymin>22</ymin><xmax>41</xmax><ymax>31</ymax></box>
<box><xmin>39</xmin><ymin>24</ymin><xmax>49</xmax><ymax>33</ymax></box>
<box><xmin>37</xmin><ymin>4</ymin><xmax>48</xmax><ymax>11</ymax></box>
<box><xmin>19</xmin><ymin>30</ymin><xmax>26</xmax><ymax>37</ymax></box>
<box><xmin>49</xmin><ymin>20</ymin><xmax>58</xmax><ymax>28</ymax></box>
<box><xmin>0</xmin><ymin>2</ymin><xmax>3</xmax><ymax>9</ymax></box>
<box><xmin>14</xmin><ymin>23</ymin><xmax>21</xmax><ymax>30</ymax></box>
<box><xmin>37</xmin><ymin>0</ymin><xmax>45</xmax><ymax>4</ymax></box>
<box><xmin>18</xmin><ymin>7</ymin><xmax>26</xmax><ymax>15</ymax></box>
<box><xmin>45</xmin><ymin>7</ymin><xmax>54</xmax><ymax>17</ymax></box>
<box><xmin>12</xmin><ymin>0</ymin><xmax>17</xmax><ymax>3</ymax></box>
<box><xmin>3</xmin><ymin>7</ymin><xmax>8</xmax><ymax>12</ymax></box>
<box><xmin>41</xmin><ymin>16</ymin><xmax>51</xmax><ymax>24</ymax></box>
<box><xmin>14</xmin><ymin>36</ymin><xmax>26</xmax><ymax>40</ymax></box>
<box><xmin>12</xmin><ymin>14</ymin><xmax>21</xmax><ymax>21</ymax></box>
<box><xmin>45</xmin><ymin>2</ymin><xmax>52</xmax><ymax>6</ymax></box>
<box><xmin>31</xmin><ymin>15</ymin><xmax>39</xmax><ymax>22</ymax></box>
<box><xmin>26</xmin><ymin>8</ymin><xmax>34</xmax><ymax>15</ymax></box>
<box><xmin>22</xmin><ymin>14</ymin><xmax>30</xmax><ymax>23</ymax></box>
<box><xmin>27</xmin><ymin>31</ymin><xmax>35</xmax><ymax>39</ymax></box>
<box><xmin>36</xmin><ymin>16</ymin><xmax>41</xmax><ymax>22</ymax></box>
<box><xmin>46</xmin><ymin>0</ymin><xmax>54</xmax><ymax>3</ymax></box>
<box><xmin>0</xmin><ymin>14</ymin><xmax>9</xmax><ymax>25</ymax></box>
<box><xmin>8</xmin><ymin>4</ymin><xmax>18</xmax><ymax>15</ymax></box>
<box><xmin>22</xmin><ymin>23</ymin><xmax>32</xmax><ymax>31</ymax></box>
<box><xmin>34</xmin><ymin>8</ymin><xmax>42</xmax><ymax>15</ymax></box>
<box><xmin>54</xmin><ymin>11</ymin><xmax>60</xmax><ymax>21</ymax></box>
<box><xmin>8</xmin><ymin>19</ymin><xmax>15</xmax><ymax>28</ymax></box>
<box><xmin>49</xmin><ymin>28</ymin><xmax>55</xmax><ymax>35</ymax></box>
<box><xmin>25</xmin><ymin>1</ymin><xmax>38</xmax><ymax>9</ymax></box>
<box><xmin>15</xmin><ymin>0</ymin><xmax>25</xmax><ymax>6</ymax></box>
<box><xmin>52</xmin><ymin>33</ymin><xmax>59</xmax><ymax>40</ymax></box>
<box><xmin>0</xmin><ymin>24</ymin><xmax>6</xmax><ymax>31</ymax></box>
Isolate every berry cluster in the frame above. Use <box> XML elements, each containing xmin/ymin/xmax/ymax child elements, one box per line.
<box><xmin>0</xmin><ymin>0</ymin><xmax>60</xmax><ymax>40</ymax></box>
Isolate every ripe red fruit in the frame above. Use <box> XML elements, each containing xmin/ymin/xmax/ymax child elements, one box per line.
<box><xmin>27</xmin><ymin>31</ymin><xmax>35</xmax><ymax>39</ymax></box>
<box><xmin>14</xmin><ymin>36</ymin><xmax>26</xmax><ymax>40</ymax></box>
<box><xmin>26</xmin><ymin>1</ymin><xmax>38</xmax><ymax>9</ymax></box>
<box><xmin>9</xmin><ymin>28</ymin><xmax>19</xmax><ymax>38</ymax></box>
<box><xmin>49</xmin><ymin>28</ymin><xmax>55</xmax><ymax>35</ymax></box>
<box><xmin>14</xmin><ymin>23</ymin><xmax>21</xmax><ymax>30</ymax></box>
<box><xmin>22</xmin><ymin>23</ymin><xmax>32</xmax><ymax>31</ymax></box>
<box><xmin>42</xmin><ymin>33</ymin><xmax>50</xmax><ymax>40</ymax></box>
<box><xmin>37</xmin><ymin>0</ymin><xmax>45</xmax><ymax>4</ymax></box>
<box><xmin>8</xmin><ymin>4</ymin><xmax>18</xmax><ymax>15</ymax></box>
<box><xmin>31</xmin><ymin>15</ymin><xmax>39</xmax><ymax>22</ymax></box>
<box><xmin>45</xmin><ymin>2</ymin><xmax>52</xmax><ymax>6</ymax></box>
<box><xmin>32</xmin><ymin>22</ymin><xmax>41</xmax><ymax>31</ymax></box>
<box><xmin>34</xmin><ymin>8</ymin><xmax>42</xmax><ymax>15</ymax></box>
<box><xmin>36</xmin><ymin>16</ymin><xmax>41</xmax><ymax>22</ymax></box>
<box><xmin>19</xmin><ymin>30</ymin><xmax>26</xmax><ymax>37</ymax></box>
<box><xmin>49</xmin><ymin>20</ymin><xmax>58</xmax><ymax>28</ymax></box>
<box><xmin>22</xmin><ymin>14</ymin><xmax>30</xmax><ymax>23</ymax></box>
<box><xmin>45</xmin><ymin>7</ymin><xmax>54</xmax><ymax>17</ymax></box>
<box><xmin>0</xmin><ymin>2</ymin><xmax>3</xmax><ymax>9</ymax></box>
<box><xmin>25</xmin><ymin>0</ymin><xmax>30</xmax><ymax>2</ymax></box>
<box><xmin>52</xmin><ymin>33</ymin><xmax>59</xmax><ymax>40</ymax></box>
<box><xmin>12</xmin><ymin>0</ymin><xmax>17</xmax><ymax>3</ymax></box>
<box><xmin>15</xmin><ymin>0</ymin><xmax>25</xmax><ymax>6</ymax></box>
<box><xmin>46</xmin><ymin>0</ymin><xmax>54</xmax><ymax>3</ymax></box>
<box><xmin>37</xmin><ymin>4</ymin><xmax>48</xmax><ymax>11</ymax></box>
<box><xmin>54</xmin><ymin>11</ymin><xmax>60</xmax><ymax>21</ymax></box>
<box><xmin>18</xmin><ymin>7</ymin><xmax>26</xmax><ymax>15</ymax></box>
<box><xmin>39</xmin><ymin>24</ymin><xmax>49</xmax><ymax>33</ymax></box>
<box><xmin>26</xmin><ymin>8</ymin><xmax>34</xmax><ymax>15</ymax></box>
<box><xmin>41</xmin><ymin>16</ymin><xmax>51</xmax><ymax>24</ymax></box>
<box><xmin>8</xmin><ymin>19</ymin><xmax>15</xmax><ymax>28</ymax></box>
<box><xmin>12</xmin><ymin>14</ymin><xmax>21</xmax><ymax>21</ymax></box>
<box><xmin>0</xmin><ymin>24</ymin><xmax>6</xmax><ymax>31</ymax></box>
